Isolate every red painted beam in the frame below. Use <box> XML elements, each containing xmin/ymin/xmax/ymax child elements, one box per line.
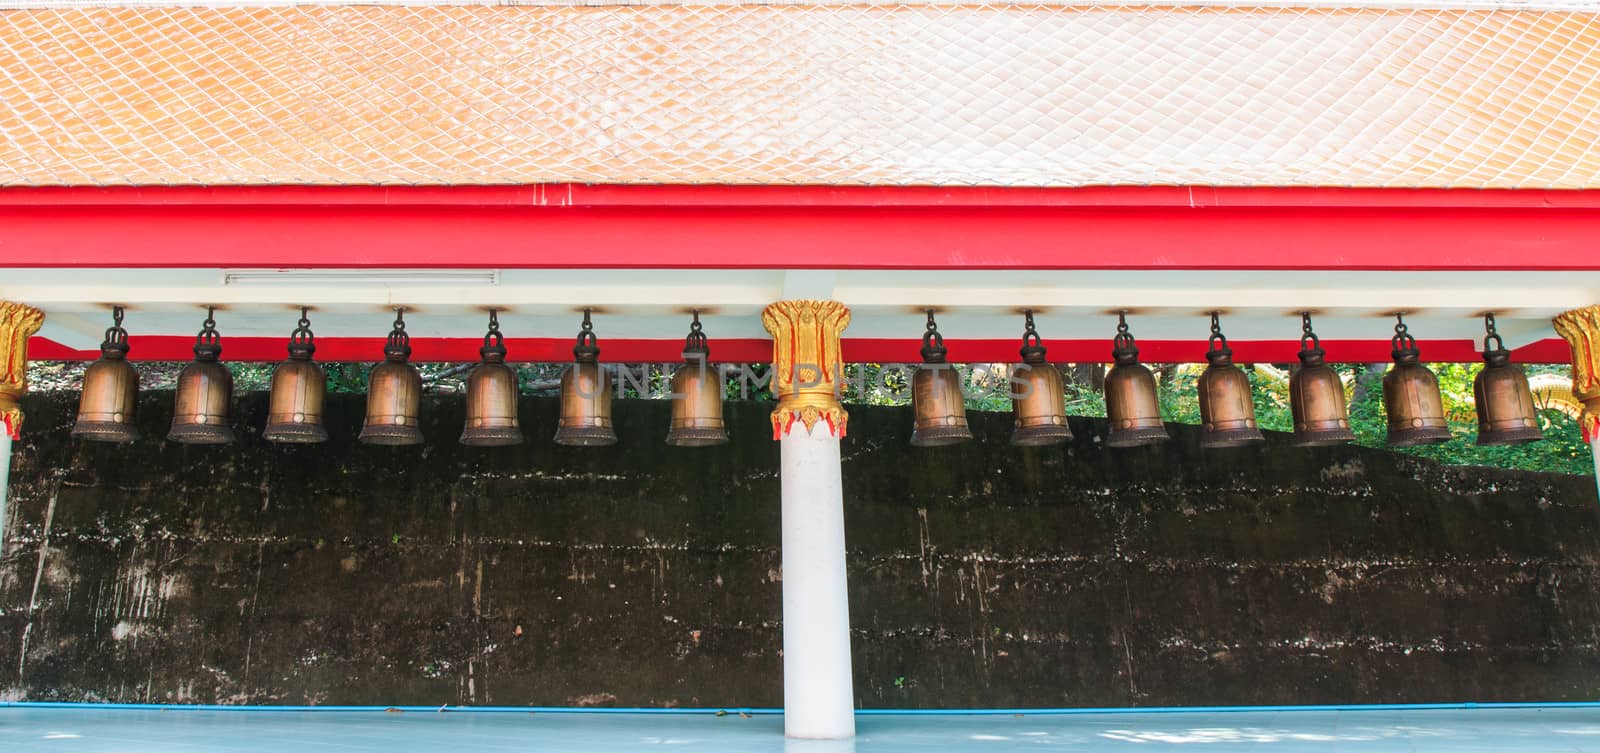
<box><xmin>3</xmin><ymin>185</ymin><xmax>1600</xmax><ymax>209</ymax></box>
<box><xmin>0</xmin><ymin>203</ymin><xmax>1597</xmax><ymax>271</ymax></box>
<box><xmin>0</xmin><ymin>186</ymin><xmax>1597</xmax><ymax>271</ymax></box>
<box><xmin>26</xmin><ymin>336</ymin><xmax>1570</xmax><ymax>364</ymax></box>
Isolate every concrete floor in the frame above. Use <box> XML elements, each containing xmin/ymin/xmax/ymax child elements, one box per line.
<box><xmin>4</xmin><ymin>706</ymin><xmax>1600</xmax><ymax>752</ymax></box>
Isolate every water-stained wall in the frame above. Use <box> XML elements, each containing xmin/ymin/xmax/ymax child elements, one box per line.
<box><xmin>1</xmin><ymin>392</ymin><xmax>1597</xmax><ymax>708</ymax></box>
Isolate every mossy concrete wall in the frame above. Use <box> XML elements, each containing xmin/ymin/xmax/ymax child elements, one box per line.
<box><xmin>1</xmin><ymin>391</ymin><xmax>1597</xmax><ymax>708</ymax></box>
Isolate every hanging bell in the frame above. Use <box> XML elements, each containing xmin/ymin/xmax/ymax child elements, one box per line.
<box><xmin>1288</xmin><ymin>312</ymin><xmax>1355</xmax><ymax>446</ymax></box>
<box><xmin>263</xmin><ymin>308</ymin><xmax>329</xmax><ymax>443</ymax></box>
<box><xmin>666</xmin><ymin>311</ymin><xmax>729</xmax><ymax>447</ymax></box>
<box><xmin>1010</xmin><ymin>310</ymin><xmax>1072</xmax><ymax>446</ymax></box>
<box><xmin>461</xmin><ymin>310</ymin><xmax>524</xmax><ymax>446</ymax></box>
<box><xmin>167</xmin><ymin>307</ymin><xmax>235</xmax><ymax>445</ymax></box>
<box><xmin>72</xmin><ymin>306</ymin><xmax>140</xmax><ymax>443</ymax></box>
<box><xmin>910</xmin><ymin>309</ymin><xmax>973</xmax><ymax>447</ymax></box>
<box><xmin>1381</xmin><ymin>314</ymin><xmax>1451</xmax><ymax>447</ymax></box>
<box><xmin>1103</xmin><ymin>311</ymin><xmax>1169</xmax><ymax>448</ymax></box>
<box><xmin>359</xmin><ymin>308</ymin><xmax>423</xmax><ymax>446</ymax></box>
<box><xmin>1196</xmin><ymin>312</ymin><xmax>1263</xmax><ymax>448</ymax></box>
<box><xmin>554</xmin><ymin>308</ymin><xmax>617</xmax><ymax>446</ymax></box>
<box><xmin>1473</xmin><ymin>313</ymin><xmax>1542</xmax><ymax>446</ymax></box>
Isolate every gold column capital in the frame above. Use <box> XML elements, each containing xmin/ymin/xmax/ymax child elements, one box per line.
<box><xmin>0</xmin><ymin>301</ymin><xmax>45</xmax><ymax>440</ymax></box>
<box><xmin>1553</xmin><ymin>304</ymin><xmax>1600</xmax><ymax>443</ymax></box>
<box><xmin>761</xmin><ymin>300</ymin><xmax>850</xmax><ymax>439</ymax></box>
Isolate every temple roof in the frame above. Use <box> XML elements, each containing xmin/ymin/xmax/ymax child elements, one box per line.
<box><xmin>1</xmin><ymin>3</ymin><xmax>1597</xmax><ymax>187</ymax></box>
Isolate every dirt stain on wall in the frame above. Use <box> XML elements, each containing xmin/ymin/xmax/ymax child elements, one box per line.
<box><xmin>1</xmin><ymin>392</ymin><xmax>1597</xmax><ymax>709</ymax></box>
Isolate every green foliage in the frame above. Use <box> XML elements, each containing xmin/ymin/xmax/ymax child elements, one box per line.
<box><xmin>1149</xmin><ymin>361</ymin><xmax>1591</xmax><ymax>476</ymax></box>
<box><xmin>1341</xmin><ymin>363</ymin><xmax>1591</xmax><ymax>476</ymax></box>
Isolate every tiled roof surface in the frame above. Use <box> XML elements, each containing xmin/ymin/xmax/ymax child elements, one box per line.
<box><xmin>0</xmin><ymin>5</ymin><xmax>1597</xmax><ymax>187</ymax></box>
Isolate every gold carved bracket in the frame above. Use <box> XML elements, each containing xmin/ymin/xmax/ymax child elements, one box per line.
<box><xmin>762</xmin><ymin>300</ymin><xmax>850</xmax><ymax>439</ymax></box>
<box><xmin>1554</xmin><ymin>305</ymin><xmax>1600</xmax><ymax>443</ymax></box>
<box><xmin>0</xmin><ymin>301</ymin><xmax>45</xmax><ymax>439</ymax></box>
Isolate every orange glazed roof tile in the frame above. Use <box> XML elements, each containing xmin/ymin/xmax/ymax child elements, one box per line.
<box><xmin>0</xmin><ymin>4</ymin><xmax>1598</xmax><ymax>187</ymax></box>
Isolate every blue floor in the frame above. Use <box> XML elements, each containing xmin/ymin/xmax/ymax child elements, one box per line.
<box><xmin>4</xmin><ymin>706</ymin><xmax>1600</xmax><ymax>752</ymax></box>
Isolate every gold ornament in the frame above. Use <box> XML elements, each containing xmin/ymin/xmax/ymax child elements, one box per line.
<box><xmin>762</xmin><ymin>300</ymin><xmax>851</xmax><ymax>439</ymax></box>
<box><xmin>0</xmin><ymin>301</ymin><xmax>45</xmax><ymax>439</ymax></box>
<box><xmin>1553</xmin><ymin>305</ymin><xmax>1600</xmax><ymax>442</ymax></box>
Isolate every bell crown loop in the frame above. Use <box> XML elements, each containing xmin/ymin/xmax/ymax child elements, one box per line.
<box><xmin>100</xmin><ymin>305</ymin><xmax>131</xmax><ymax>359</ymax></box>
<box><xmin>192</xmin><ymin>306</ymin><xmax>222</xmax><ymax>361</ymax></box>
<box><xmin>1205</xmin><ymin>311</ymin><xmax>1234</xmax><ymax>366</ymax></box>
<box><xmin>682</xmin><ymin>310</ymin><xmax>710</xmax><ymax>360</ymax></box>
<box><xmin>383</xmin><ymin>308</ymin><xmax>412</xmax><ymax>363</ymax></box>
<box><xmin>1390</xmin><ymin>313</ymin><xmax>1420</xmax><ymax>364</ymax></box>
<box><xmin>573</xmin><ymin>308</ymin><xmax>600</xmax><ymax>363</ymax></box>
<box><xmin>1111</xmin><ymin>310</ymin><xmax>1139</xmax><ymax>364</ymax></box>
<box><xmin>480</xmin><ymin>309</ymin><xmax>508</xmax><ymax>363</ymax></box>
<box><xmin>920</xmin><ymin>309</ymin><xmax>948</xmax><ymax>363</ymax></box>
<box><xmin>1297</xmin><ymin>312</ymin><xmax>1326</xmax><ymax>366</ymax></box>
<box><xmin>287</xmin><ymin>307</ymin><xmax>317</xmax><ymax>360</ymax></box>
<box><xmin>1019</xmin><ymin>310</ymin><xmax>1047</xmax><ymax>364</ymax></box>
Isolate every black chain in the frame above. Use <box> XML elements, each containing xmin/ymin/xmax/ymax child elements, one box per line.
<box><xmin>476</xmin><ymin>309</ymin><xmax>507</xmax><ymax>363</ymax></box>
<box><xmin>683</xmin><ymin>310</ymin><xmax>709</xmax><ymax>356</ymax></box>
<box><xmin>290</xmin><ymin>307</ymin><xmax>315</xmax><ymax>346</ymax></box>
<box><xmin>921</xmin><ymin>309</ymin><xmax>948</xmax><ymax>363</ymax></box>
<box><xmin>383</xmin><ymin>308</ymin><xmax>412</xmax><ymax>362</ymax></box>
<box><xmin>1113</xmin><ymin>310</ymin><xmax>1135</xmax><ymax>350</ymax></box>
<box><xmin>484</xmin><ymin>309</ymin><xmax>504</xmax><ymax>347</ymax></box>
<box><xmin>387</xmin><ymin>308</ymin><xmax>409</xmax><ymax>344</ymax></box>
<box><xmin>99</xmin><ymin>305</ymin><xmax>130</xmax><ymax>357</ymax></box>
<box><xmin>573</xmin><ymin>308</ymin><xmax>599</xmax><ymax>361</ymax></box>
<box><xmin>1483</xmin><ymin>312</ymin><xmax>1505</xmax><ymax>353</ymax></box>
<box><xmin>1019</xmin><ymin>310</ymin><xmax>1045</xmax><ymax>362</ymax></box>
<box><xmin>1207</xmin><ymin>311</ymin><xmax>1228</xmax><ymax>351</ymax></box>
<box><xmin>1022</xmin><ymin>311</ymin><xmax>1040</xmax><ymax>347</ymax></box>
<box><xmin>1391</xmin><ymin>313</ymin><xmax>1418</xmax><ymax>355</ymax></box>
<box><xmin>192</xmin><ymin>306</ymin><xmax>222</xmax><ymax>360</ymax></box>
<box><xmin>1299</xmin><ymin>312</ymin><xmax>1321</xmax><ymax>352</ymax></box>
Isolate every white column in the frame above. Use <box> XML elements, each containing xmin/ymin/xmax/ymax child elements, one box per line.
<box><xmin>0</xmin><ymin>432</ymin><xmax>10</xmax><ymax>559</ymax></box>
<box><xmin>780</xmin><ymin>420</ymin><xmax>855</xmax><ymax>739</ymax></box>
<box><xmin>762</xmin><ymin>299</ymin><xmax>855</xmax><ymax>739</ymax></box>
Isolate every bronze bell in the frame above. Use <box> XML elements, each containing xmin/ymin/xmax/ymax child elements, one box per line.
<box><xmin>1288</xmin><ymin>312</ymin><xmax>1356</xmax><ymax>446</ymax></box>
<box><xmin>1103</xmin><ymin>311</ymin><xmax>1169</xmax><ymax>448</ymax></box>
<box><xmin>554</xmin><ymin>308</ymin><xmax>617</xmax><ymax>446</ymax></box>
<box><xmin>1196</xmin><ymin>312</ymin><xmax>1263</xmax><ymax>448</ymax></box>
<box><xmin>1474</xmin><ymin>313</ymin><xmax>1542</xmax><ymax>446</ymax></box>
<box><xmin>168</xmin><ymin>307</ymin><xmax>235</xmax><ymax>445</ymax></box>
<box><xmin>666</xmin><ymin>311</ymin><xmax>729</xmax><ymax>447</ymax></box>
<box><xmin>359</xmin><ymin>308</ymin><xmax>423</xmax><ymax>446</ymax></box>
<box><xmin>461</xmin><ymin>310</ymin><xmax>524</xmax><ymax>446</ymax></box>
<box><xmin>72</xmin><ymin>306</ymin><xmax>140</xmax><ymax>443</ymax></box>
<box><xmin>1382</xmin><ymin>314</ymin><xmax>1451</xmax><ymax>447</ymax></box>
<box><xmin>1010</xmin><ymin>310</ymin><xmax>1072</xmax><ymax>446</ymax></box>
<box><xmin>910</xmin><ymin>310</ymin><xmax>973</xmax><ymax>447</ymax></box>
<box><xmin>263</xmin><ymin>308</ymin><xmax>329</xmax><ymax>443</ymax></box>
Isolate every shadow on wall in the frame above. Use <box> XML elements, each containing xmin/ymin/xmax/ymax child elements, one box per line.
<box><xmin>0</xmin><ymin>392</ymin><xmax>1597</xmax><ymax>708</ymax></box>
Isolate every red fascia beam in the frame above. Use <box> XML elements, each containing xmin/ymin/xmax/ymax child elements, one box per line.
<box><xmin>0</xmin><ymin>185</ymin><xmax>1599</xmax><ymax>270</ymax></box>
<box><xmin>26</xmin><ymin>335</ymin><xmax>1569</xmax><ymax>365</ymax></box>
